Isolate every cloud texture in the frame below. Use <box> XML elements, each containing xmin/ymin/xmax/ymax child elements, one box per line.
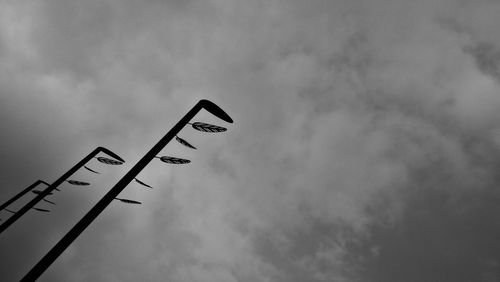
<box><xmin>2</xmin><ymin>0</ymin><xmax>500</xmax><ymax>281</ymax></box>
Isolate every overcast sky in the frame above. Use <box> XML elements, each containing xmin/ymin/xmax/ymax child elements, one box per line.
<box><xmin>2</xmin><ymin>0</ymin><xmax>500</xmax><ymax>281</ymax></box>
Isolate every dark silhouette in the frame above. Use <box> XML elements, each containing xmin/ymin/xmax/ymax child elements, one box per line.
<box><xmin>66</xmin><ymin>180</ymin><xmax>90</xmax><ymax>186</ymax></box>
<box><xmin>42</xmin><ymin>199</ymin><xmax>56</xmax><ymax>205</ymax></box>
<box><xmin>135</xmin><ymin>178</ymin><xmax>153</xmax><ymax>189</ymax></box>
<box><xmin>84</xmin><ymin>165</ymin><xmax>100</xmax><ymax>174</ymax></box>
<box><xmin>0</xmin><ymin>147</ymin><xmax>124</xmax><ymax>235</ymax></box>
<box><xmin>21</xmin><ymin>99</ymin><xmax>232</xmax><ymax>281</ymax></box>
<box><xmin>96</xmin><ymin>156</ymin><xmax>124</xmax><ymax>165</ymax></box>
<box><xmin>114</xmin><ymin>198</ymin><xmax>142</xmax><ymax>205</ymax></box>
<box><xmin>175</xmin><ymin>135</ymin><xmax>197</xmax><ymax>149</ymax></box>
<box><xmin>189</xmin><ymin>121</ymin><xmax>227</xmax><ymax>132</ymax></box>
<box><xmin>157</xmin><ymin>156</ymin><xmax>191</xmax><ymax>164</ymax></box>
<box><xmin>32</xmin><ymin>208</ymin><xmax>50</xmax><ymax>213</ymax></box>
<box><xmin>0</xmin><ymin>180</ymin><xmax>50</xmax><ymax>213</ymax></box>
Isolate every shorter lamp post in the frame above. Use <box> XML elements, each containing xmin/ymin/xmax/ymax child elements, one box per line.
<box><xmin>0</xmin><ymin>147</ymin><xmax>124</xmax><ymax>235</ymax></box>
<box><xmin>0</xmin><ymin>180</ymin><xmax>50</xmax><ymax>214</ymax></box>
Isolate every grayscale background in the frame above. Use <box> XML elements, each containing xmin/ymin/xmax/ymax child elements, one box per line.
<box><xmin>1</xmin><ymin>1</ymin><xmax>500</xmax><ymax>281</ymax></box>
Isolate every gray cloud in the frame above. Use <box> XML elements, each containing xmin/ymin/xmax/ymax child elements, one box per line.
<box><xmin>464</xmin><ymin>42</ymin><xmax>500</xmax><ymax>81</ymax></box>
<box><xmin>2</xmin><ymin>0</ymin><xmax>500</xmax><ymax>281</ymax></box>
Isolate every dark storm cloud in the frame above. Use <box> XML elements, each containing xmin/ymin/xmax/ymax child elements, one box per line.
<box><xmin>2</xmin><ymin>0</ymin><xmax>500</xmax><ymax>281</ymax></box>
<box><xmin>464</xmin><ymin>42</ymin><xmax>500</xmax><ymax>81</ymax></box>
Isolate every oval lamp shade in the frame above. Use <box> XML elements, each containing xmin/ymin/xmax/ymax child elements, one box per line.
<box><xmin>175</xmin><ymin>136</ymin><xmax>197</xmax><ymax>149</ymax></box>
<box><xmin>67</xmin><ymin>180</ymin><xmax>90</xmax><ymax>186</ymax></box>
<box><xmin>115</xmin><ymin>198</ymin><xmax>142</xmax><ymax>205</ymax></box>
<box><xmin>97</xmin><ymin>157</ymin><xmax>124</xmax><ymax>165</ymax></box>
<box><xmin>159</xmin><ymin>156</ymin><xmax>191</xmax><ymax>164</ymax></box>
<box><xmin>191</xmin><ymin>122</ymin><xmax>227</xmax><ymax>133</ymax></box>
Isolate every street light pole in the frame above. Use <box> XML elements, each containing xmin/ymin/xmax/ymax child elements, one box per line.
<box><xmin>0</xmin><ymin>147</ymin><xmax>124</xmax><ymax>235</ymax></box>
<box><xmin>21</xmin><ymin>99</ymin><xmax>232</xmax><ymax>281</ymax></box>
<box><xmin>0</xmin><ymin>180</ymin><xmax>50</xmax><ymax>213</ymax></box>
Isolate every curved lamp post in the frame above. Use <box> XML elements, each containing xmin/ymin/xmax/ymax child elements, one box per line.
<box><xmin>22</xmin><ymin>99</ymin><xmax>232</xmax><ymax>281</ymax></box>
<box><xmin>0</xmin><ymin>180</ymin><xmax>50</xmax><ymax>215</ymax></box>
<box><xmin>0</xmin><ymin>147</ymin><xmax>124</xmax><ymax>235</ymax></box>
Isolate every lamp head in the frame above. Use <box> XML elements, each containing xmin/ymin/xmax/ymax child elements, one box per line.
<box><xmin>98</xmin><ymin>147</ymin><xmax>125</xmax><ymax>163</ymax></box>
<box><xmin>200</xmin><ymin>100</ymin><xmax>233</xmax><ymax>123</ymax></box>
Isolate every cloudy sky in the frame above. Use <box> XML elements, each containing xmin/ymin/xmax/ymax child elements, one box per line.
<box><xmin>2</xmin><ymin>0</ymin><xmax>500</xmax><ymax>281</ymax></box>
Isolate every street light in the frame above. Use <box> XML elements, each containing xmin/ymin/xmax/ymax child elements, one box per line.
<box><xmin>66</xmin><ymin>180</ymin><xmax>90</xmax><ymax>186</ymax></box>
<box><xmin>155</xmin><ymin>156</ymin><xmax>191</xmax><ymax>164</ymax></box>
<box><xmin>21</xmin><ymin>99</ymin><xmax>232</xmax><ymax>281</ymax></box>
<box><xmin>0</xmin><ymin>147</ymin><xmax>124</xmax><ymax>235</ymax></box>
<box><xmin>96</xmin><ymin>156</ymin><xmax>124</xmax><ymax>165</ymax></box>
<box><xmin>0</xmin><ymin>180</ymin><xmax>50</xmax><ymax>215</ymax></box>
<box><xmin>189</xmin><ymin>122</ymin><xmax>227</xmax><ymax>132</ymax></box>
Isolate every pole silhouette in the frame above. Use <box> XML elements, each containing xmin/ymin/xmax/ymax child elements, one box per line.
<box><xmin>0</xmin><ymin>180</ymin><xmax>50</xmax><ymax>212</ymax></box>
<box><xmin>21</xmin><ymin>99</ymin><xmax>232</xmax><ymax>281</ymax></box>
<box><xmin>0</xmin><ymin>147</ymin><xmax>124</xmax><ymax>235</ymax></box>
